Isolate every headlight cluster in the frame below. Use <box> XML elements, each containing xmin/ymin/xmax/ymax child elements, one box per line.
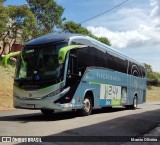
<box><xmin>46</xmin><ymin>88</ymin><xmax>62</xmax><ymax>97</ymax></box>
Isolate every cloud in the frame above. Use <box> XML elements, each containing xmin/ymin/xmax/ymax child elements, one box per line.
<box><xmin>87</xmin><ymin>0</ymin><xmax>160</xmax><ymax>48</ymax></box>
<box><xmin>150</xmin><ymin>0</ymin><xmax>160</xmax><ymax>27</ymax></box>
<box><xmin>86</xmin><ymin>0</ymin><xmax>160</xmax><ymax>72</ymax></box>
<box><xmin>88</xmin><ymin>26</ymin><xmax>151</xmax><ymax>48</ymax></box>
<box><xmin>88</xmin><ymin>25</ymin><xmax>160</xmax><ymax>49</ymax></box>
<box><xmin>84</xmin><ymin>6</ymin><xmax>151</xmax><ymax>31</ymax></box>
<box><xmin>150</xmin><ymin>0</ymin><xmax>160</xmax><ymax>17</ymax></box>
<box><xmin>88</xmin><ymin>25</ymin><xmax>160</xmax><ymax>72</ymax></box>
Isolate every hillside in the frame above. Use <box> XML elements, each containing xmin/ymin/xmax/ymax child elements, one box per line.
<box><xmin>147</xmin><ymin>86</ymin><xmax>160</xmax><ymax>102</ymax></box>
<box><xmin>0</xmin><ymin>59</ymin><xmax>15</xmax><ymax>110</ymax></box>
<box><xmin>0</xmin><ymin>59</ymin><xmax>159</xmax><ymax>110</ymax></box>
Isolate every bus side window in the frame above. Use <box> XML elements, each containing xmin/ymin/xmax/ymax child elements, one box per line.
<box><xmin>70</xmin><ymin>41</ymin><xmax>77</xmax><ymax>45</ymax></box>
<box><xmin>68</xmin><ymin>50</ymin><xmax>77</xmax><ymax>76</ymax></box>
<box><xmin>142</xmin><ymin>66</ymin><xmax>146</xmax><ymax>78</ymax></box>
<box><xmin>70</xmin><ymin>41</ymin><xmax>83</xmax><ymax>45</ymax></box>
<box><xmin>66</xmin><ymin>50</ymin><xmax>79</xmax><ymax>86</ymax></box>
<box><xmin>70</xmin><ymin>39</ymin><xmax>93</xmax><ymax>46</ymax></box>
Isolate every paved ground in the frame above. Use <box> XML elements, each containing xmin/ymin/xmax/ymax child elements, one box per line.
<box><xmin>0</xmin><ymin>102</ymin><xmax>160</xmax><ymax>145</ymax></box>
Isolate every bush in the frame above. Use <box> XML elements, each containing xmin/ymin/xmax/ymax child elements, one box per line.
<box><xmin>147</xmin><ymin>79</ymin><xmax>159</xmax><ymax>86</ymax></box>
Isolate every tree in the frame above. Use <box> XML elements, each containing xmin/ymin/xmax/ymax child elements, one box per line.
<box><xmin>153</xmin><ymin>72</ymin><xmax>160</xmax><ymax>83</ymax></box>
<box><xmin>0</xmin><ymin>0</ymin><xmax>8</xmax><ymax>36</ymax></box>
<box><xmin>144</xmin><ymin>63</ymin><xmax>153</xmax><ymax>79</ymax></box>
<box><xmin>1</xmin><ymin>5</ymin><xmax>36</xmax><ymax>54</ymax></box>
<box><xmin>63</xmin><ymin>21</ymin><xmax>111</xmax><ymax>46</ymax></box>
<box><xmin>27</xmin><ymin>0</ymin><xmax>65</xmax><ymax>37</ymax></box>
<box><xmin>63</xmin><ymin>21</ymin><xmax>92</xmax><ymax>36</ymax></box>
<box><xmin>0</xmin><ymin>0</ymin><xmax>8</xmax><ymax>56</ymax></box>
<box><xmin>98</xmin><ymin>37</ymin><xmax>111</xmax><ymax>46</ymax></box>
<box><xmin>144</xmin><ymin>63</ymin><xmax>160</xmax><ymax>86</ymax></box>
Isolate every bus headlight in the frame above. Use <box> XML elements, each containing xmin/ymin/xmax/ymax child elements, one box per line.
<box><xmin>46</xmin><ymin>88</ymin><xmax>62</xmax><ymax>97</ymax></box>
<box><xmin>44</xmin><ymin>87</ymin><xmax>70</xmax><ymax>98</ymax></box>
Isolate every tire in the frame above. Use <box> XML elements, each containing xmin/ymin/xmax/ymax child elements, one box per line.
<box><xmin>125</xmin><ymin>96</ymin><xmax>138</xmax><ymax>110</ymax></box>
<box><xmin>41</xmin><ymin>109</ymin><xmax>54</xmax><ymax>116</ymax></box>
<box><xmin>79</xmin><ymin>96</ymin><xmax>93</xmax><ymax>116</ymax></box>
<box><xmin>131</xmin><ymin>96</ymin><xmax>138</xmax><ymax>109</ymax></box>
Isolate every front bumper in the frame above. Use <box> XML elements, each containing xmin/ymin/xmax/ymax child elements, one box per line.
<box><xmin>13</xmin><ymin>87</ymin><xmax>72</xmax><ymax>110</ymax></box>
<box><xmin>13</xmin><ymin>96</ymin><xmax>62</xmax><ymax>110</ymax></box>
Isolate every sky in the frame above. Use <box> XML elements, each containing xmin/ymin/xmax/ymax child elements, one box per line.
<box><xmin>4</xmin><ymin>0</ymin><xmax>160</xmax><ymax>72</ymax></box>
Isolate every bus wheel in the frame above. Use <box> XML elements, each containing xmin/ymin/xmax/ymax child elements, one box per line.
<box><xmin>132</xmin><ymin>96</ymin><xmax>138</xmax><ymax>109</ymax></box>
<box><xmin>80</xmin><ymin>96</ymin><xmax>93</xmax><ymax>116</ymax></box>
<box><xmin>41</xmin><ymin>109</ymin><xmax>54</xmax><ymax>116</ymax></box>
<box><xmin>126</xmin><ymin>96</ymin><xmax>138</xmax><ymax>109</ymax></box>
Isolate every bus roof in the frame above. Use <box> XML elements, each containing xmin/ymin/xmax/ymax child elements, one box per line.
<box><xmin>25</xmin><ymin>33</ymin><xmax>84</xmax><ymax>46</ymax></box>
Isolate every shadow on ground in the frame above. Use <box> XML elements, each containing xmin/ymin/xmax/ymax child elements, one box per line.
<box><xmin>0</xmin><ymin>107</ymin><xmax>127</xmax><ymax>122</ymax></box>
<box><xmin>10</xmin><ymin>108</ymin><xmax>160</xmax><ymax>145</ymax></box>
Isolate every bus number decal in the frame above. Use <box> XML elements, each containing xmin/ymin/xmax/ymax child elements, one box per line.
<box><xmin>100</xmin><ymin>84</ymin><xmax>121</xmax><ymax>99</ymax></box>
<box><xmin>106</xmin><ymin>99</ymin><xmax>111</xmax><ymax>105</ymax></box>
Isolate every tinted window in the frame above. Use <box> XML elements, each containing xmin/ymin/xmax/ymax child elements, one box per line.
<box><xmin>141</xmin><ymin>66</ymin><xmax>146</xmax><ymax>78</ymax></box>
<box><xmin>76</xmin><ymin>46</ymin><xmax>128</xmax><ymax>74</ymax></box>
<box><xmin>107</xmin><ymin>52</ymin><xmax>127</xmax><ymax>73</ymax></box>
<box><xmin>75</xmin><ymin>46</ymin><xmax>144</xmax><ymax>77</ymax></box>
<box><xmin>128</xmin><ymin>61</ymin><xmax>142</xmax><ymax>77</ymax></box>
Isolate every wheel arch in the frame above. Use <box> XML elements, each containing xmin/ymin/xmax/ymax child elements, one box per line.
<box><xmin>134</xmin><ymin>92</ymin><xmax>138</xmax><ymax>101</ymax></box>
<box><xmin>84</xmin><ymin>89</ymin><xmax>94</xmax><ymax>107</ymax></box>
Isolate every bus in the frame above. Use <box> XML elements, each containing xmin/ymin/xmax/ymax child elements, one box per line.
<box><xmin>13</xmin><ymin>33</ymin><xmax>146</xmax><ymax>116</ymax></box>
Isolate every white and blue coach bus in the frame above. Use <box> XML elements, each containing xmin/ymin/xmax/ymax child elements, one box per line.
<box><xmin>13</xmin><ymin>33</ymin><xmax>146</xmax><ymax>116</ymax></box>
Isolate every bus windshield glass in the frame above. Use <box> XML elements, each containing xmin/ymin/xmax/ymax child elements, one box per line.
<box><xmin>15</xmin><ymin>42</ymin><xmax>67</xmax><ymax>83</ymax></box>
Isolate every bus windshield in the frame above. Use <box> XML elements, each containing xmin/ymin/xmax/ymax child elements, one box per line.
<box><xmin>15</xmin><ymin>42</ymin><xmax>67</xmax><ymax>83</ymax></box>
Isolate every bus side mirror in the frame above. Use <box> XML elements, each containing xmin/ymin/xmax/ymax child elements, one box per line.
<box><xmin>2</xmin><ymin>51</ymin><xmax>21</xmax><ymax>67</ymax></box>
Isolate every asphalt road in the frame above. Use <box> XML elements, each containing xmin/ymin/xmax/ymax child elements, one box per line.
<box><xmin>0</xmin><ymin>102</ymin><xmax>160</xmax><ymax>145</ymax></box>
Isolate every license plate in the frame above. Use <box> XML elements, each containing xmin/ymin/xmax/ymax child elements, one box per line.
<box><xmin>26</xmin><ymin>104</ymin><xmax>35</xmax><ymax>109</ymax></box>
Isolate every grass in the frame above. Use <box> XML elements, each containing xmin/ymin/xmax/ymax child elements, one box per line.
<box><xmin>0</xmin><ymin>58</ymin><xmax>159</xmax><ymax>110</ymax></box>
<box><xmin>0</xmin><ymin>58</ymin><xmax>15</xmax><ymax>109</ymax></box>
<box><xmin>147</xmin><ymin>86</ymin><xmax>160</xmax><ymax>102</ymax></box>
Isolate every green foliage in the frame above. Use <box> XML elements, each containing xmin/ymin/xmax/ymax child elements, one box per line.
<box><xmin>98</xmin><ymin>37</ymin><xmax>111</xmax><ymax>46</ymax></box>
<box><xmin>0</xmin><ymin>0</ymin><xmax>6</xmax><ymax>3</ymax></box>
<box><xmin>0</xmin><ymin>5</ymin><xmax>36</xmax><ymax>51</ymax></box>
<box><xmin>0</xmin><ymin>1</ymin><xmax>110</xmax><ymax>53</ymax></box>
<box><xmin>27</xmin><ymin>0</ymin><xmax>65</xmax><ymax>37</ymax></box>
<box><xmin>63</xmin><ymin>21</ymin><xmax>111</xmax><ymax>46</ymax></box>
<box><xmin>0</xmin><ymin>5</ymin><xmax>37</xmax><ymax>55</ymax></box>
<box><xmin>63</xmin><ymin>21</ymin><xmax>92</xmax><ymax>35</ymax></box>
<box><xmin>1</xmin><ymin>0</ymin><xmax>65</xmax><ymax>48</ymax></box>
<box><xmin>0</xmin><ymin>0</ymin><xmax>8</xmax><ymax>37</ymax></box>
<box><xmin>7</xmin><ymin>5</ymin><xmax>37</xmax><ymax>42</ymax></box>
<box><xmin>144</xmin><ymin>63</ymin><xmax>160</xmax><ymax>85</ymax></box>
<box><xmin>145</xmin><ymin>63</ymin><xmax>153</xmax><ymax>79</ymax></box>
<box><xmin>91</xmin><ymin>35</ymin><xmax>111</xmax><ymax>46</ymax></box>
